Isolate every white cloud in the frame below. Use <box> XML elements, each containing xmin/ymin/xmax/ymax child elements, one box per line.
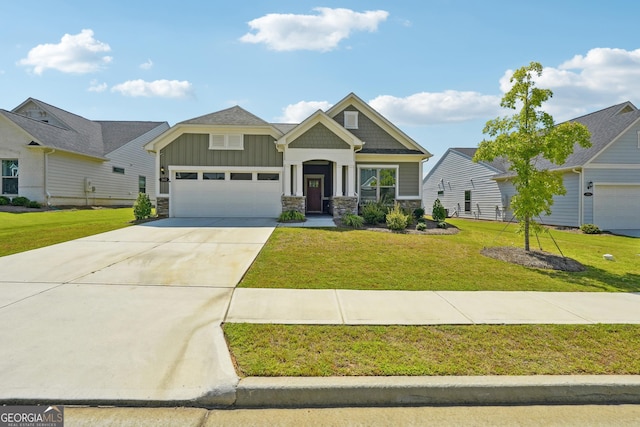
<box><xmin>111</xmin><ymin>79</ymin><xmax>193</xmax><ymax>98</ymax></box>
<box><xmin>277</xmin><ymin>100</ymin><xmax>333</xmax><ymax>123</ymax></box>
<box><xmin>240</xmin><ymin>7</ymin><xmax>389</xmax><ymax>52</ymax></box>
<box><xmin>499</xmin><ymin>48</ymin><xmax>640</xmax><ymax>120</ymax></box>
<box><xmin>88</xmin><ymin>80</ymin><xmax>107</xmax><ymax>93</ymax></box>
<box><xmin>139</xmin><ymin>59</ymin><xmax>153</xmax><ymax>70</ymax></box>
<box><xmin>369</xmin><ymin>91</ymin><xmax>501</xmax><ymax>126</ymax></box>
<box><xmin>18</xmin><ymin>29</ymin><xmax>112</xmax><ymax>75</ymax></box>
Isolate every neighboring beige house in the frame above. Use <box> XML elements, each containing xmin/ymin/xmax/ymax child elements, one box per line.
<box><xmin>144</xmin><ymin>93</ymin><xmax>432</xmax><ymax>218</ymax></box>
<box><xmin>0</xmin><ymin>98</ymin><xmax>169</xmax><ymax>206</ymax></box>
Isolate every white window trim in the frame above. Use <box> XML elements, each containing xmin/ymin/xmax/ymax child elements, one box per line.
<box><xmin>209</xmin><ymin>134</ymin><xmax>244</xmax><ymax>150</ymax></box>
<box><xmin>357</xmin><ymin>164</ymin><xmax>399</xmax><ymax>202</ymax></box>
<box><xmin>344</xmin><ymin>111</ymin><xmax>358</xmax><ymax>129</ymax></box>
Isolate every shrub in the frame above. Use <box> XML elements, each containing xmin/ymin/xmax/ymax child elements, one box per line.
<box><xmin>416</xmin><ymin>222</ymin><xmax>427</xmax><ymax>231</ymax></box>
<box><xmin>342</xmin><ymin>213</ymin><xmax>364</xmax><ymax>228</ymax></box>
<box><xmin>11</xmin><ymin>196</ymin><xmax>30</xmax><ymax>207</ymax></box>
<box><xmin>417</xmin><ymin>216</ymin><xmax>426</xmax><ymax>224</ymax></box>
<box><xmin>413</xmin><ymin>207</ymin><xmax>425</xmax><ymax>220</ymax></box>
<box><xmin>580</xmin><ymin>223</ymin><xmax>601</xmax><ymax>234</ymax></box>
<box><xmin>0</xmin><ymin>196</ymin><xmax>9</xmax><ymax>205</ymax></box>
<box><xmin>386</xmin><ymin>202</ymin><xmax>409</xmax><ymax>231</ymax></box>
<box><xmin>133</xmin><ymin>193</ymin><xmax>153</xmax><ymax>220</ymax></box>
<box><xmin>437</xmin><ymin>221</ymin><xmax>448</xmax><ymax>229</ymax></box>
<box><xmin>432</xmin><ymin>198</ymin><xmax>446</xmax><ymax>223</ymax></box>
<box><xmin>278</xmin><ymin>210</ymin><xmax>305</xmax><ymax>222</ymax></box>
<box><xmin>361</xmin><ymin>201</ymin><xmax>386</xmax><ymax>224</ymax></box>
<box><xmin>27</xmin><ymin>200</ymin><xmax>42</xmax><ymax>209</ymax></box>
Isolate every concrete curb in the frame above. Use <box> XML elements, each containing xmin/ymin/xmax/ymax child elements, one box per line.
<box><xmin>234</xmin><ymin>376</ymin><xmax>640</xmax><ymax>408</ymax></box>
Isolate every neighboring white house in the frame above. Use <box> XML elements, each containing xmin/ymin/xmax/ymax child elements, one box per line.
<box><xmin>423</xmin><ymin>102</ymin><xmax>640</xmax><ymax>231</ymax></box>
<box><xmin>0</xmin><ymin>98</ymin><xmax>169</xmax><ymax>206</ymax></box>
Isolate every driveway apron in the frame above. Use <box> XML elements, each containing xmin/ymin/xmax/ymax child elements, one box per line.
<box><xmin>0</xmin><ymin>217</ymin><xmax>276</xmax><ymax>406</ymax></box>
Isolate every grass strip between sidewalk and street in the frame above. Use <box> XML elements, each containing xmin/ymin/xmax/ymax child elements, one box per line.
<box><xmin>224</xmin><ymin>323</ymin><xmax>640</xmax><ymax>377</ymax></box>
<box><xmin>0</xmin><ymin>208</ymin><xmax>134</xmax><ymax>257</ymax></box>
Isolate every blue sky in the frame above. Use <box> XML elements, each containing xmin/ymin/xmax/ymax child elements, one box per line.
<box><xmin>2</xmin><ymin>1</ymin><xmax>640</xmax><ymax>171</ymax></box>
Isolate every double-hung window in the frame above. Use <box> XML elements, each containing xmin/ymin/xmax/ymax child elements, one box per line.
<box><xmin>360</xmin><ymin>167</ymin><xmax>396</xmax><ymax>203</ymax></box>
<box><xmin>1</xmin><ymin>159</ymin><xmax>18</xmax><ymax>195</ymax></box>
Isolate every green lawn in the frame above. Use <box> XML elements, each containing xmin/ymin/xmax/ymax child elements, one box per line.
<box><xmin>224</xmin><ymin>323</ymin><xmax>640</xmax><ymax>377</ymax></box>
<box><xmin>240</xmin><ymin>219</ymin><xmax>640</xmax><ymax>292</ymax></box>
<box><xmin>0</xmin><ymin>208</ymin><xmax>134</xmax><ymax>257</ymax></box>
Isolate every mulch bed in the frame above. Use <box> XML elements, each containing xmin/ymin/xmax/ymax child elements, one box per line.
<box><xmin>481</xmin><ymin>246</ymin><xmax>586</xmax><ymax>272</ymax></box>
<box><xmin>334</xmin><ymin>218</ymin><xmax>459</xmax><ymax>235</ymax></box>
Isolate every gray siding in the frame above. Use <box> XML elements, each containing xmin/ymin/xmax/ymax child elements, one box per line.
<box><xmin>289</xmin><ymin>123</ymin><xmax>350</xmax><ymax>149</ymax></box>
<box><xmin>333</xmin><ymin>106</ymin><xmax>406</xmax><ymax>150</ymax></box>
<box><xmin>591</xmin><ymin>123</ymin><xmax>640</xmax><ymax>164</ymax></box>
<box><xmin>540</xmin><ymin>172</ymin><xmax>580</xmax><ymax>227</ymax></box>
<box><xmin>423</xmin><ymin>150</ymin><xmax>504</xmax><ymax>220</ymax></box>
<box><xmin>160</xmin><ymin>133</ymin><xmax>282</xmax><ymax>194</ymax></box>
<box><xmin>582</xmin><ymin>168</ymin><xmax>640</xmax><ymax>224</ymax></box>
<box><xmin>358</xmin><ymin>161</ymin><xmax>420</xmax><ymax>197</ymax></box>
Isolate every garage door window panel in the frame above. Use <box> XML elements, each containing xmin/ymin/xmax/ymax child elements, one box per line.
<box><xmin>203</xmin><ymin>172</ymin><xmax>225</xmax><ymax>180</ymax></box>
<box><xmin>230</xmin><ymin>173</ymin><xmax>252</xmax><ymax>181</ymax></box>
<box><xmin>258</xmin><ymin>173</ymin><xmax>279</xmax><ymax>181</ymax></box>
<box><xmin>176</xmin><ymin>172</ymin><xmax>198</xmax><ymax>180</ymax></box>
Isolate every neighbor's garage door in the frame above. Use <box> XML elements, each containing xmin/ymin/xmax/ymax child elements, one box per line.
<box><xmin>172</xmin><ymin>171</ymin><xmax>282</xmax><ymax>217</ymax></box>
<box><xmin>593</xmin><ymin>184</ymin><xmax>640</xmax><ymax>230</ymax></box>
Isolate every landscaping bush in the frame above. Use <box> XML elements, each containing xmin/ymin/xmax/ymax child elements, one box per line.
<box><xmin>432</xmin><ymin>198</ymin><xmax>446</xmax><ymax>223</ymax></box>
<box><xmin>133</xmin><ymin>193</ymin><xmax>153</xmax><ymax>220</ymax></box>
<box><xmin>580</xmin><ymin>223</ymin><xmax>601</xmax><ymax>234</ymax></box>
<box><xmin>386</xmin><ymin>202</ymin><xmax>409</xmax><ymax>231</ymax></box>
<box><xmin>413</xmin><ymin>207</ymin><xmax>425</xmax><ymax>220</ymax></box>
<box><xmin>437</xmin><ymin>221</ymin><xmax>448</xmax><ymax>229</ymax></box>
<box><xmin>278</xmin><ymin>210</ymin><xmax>305</xmax><ymax>222</ymax></box>
<box><xmin>416</xmin><ymin>222</ymin><xmax>427</xmax><ymax>231</ymax></box>
<box><xmin>27</xmin><ymin>200</ymin><xmax>42</xmax><ymax>209</ymax></box>
<box><xmin>0</xmin><ymin>196</ymin><xmax>9</xmax><ymax>205</ymax></box>
<box><xmin>11</xmin><ymin>196</ymin><xmax>30</xmax><ymax>207</ymax></box>
<box><xmin>342</xmin><ymin>213</ymin><xmax>364</xmax><ymax>228</ymax></box>
<box><xmin>361</xmin><ymin>201</ymin><xmax>386</xmax><ymax>224</ymax></box>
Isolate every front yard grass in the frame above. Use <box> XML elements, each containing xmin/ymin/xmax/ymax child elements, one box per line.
<box><xmin>0</xmin><ymin>208</ymin><xmax>134</xmax><ymax>257</ymax></box>
<box><xmin>224</xmin><ymin>323</ymin><xmax>640</xmax><ymax>377</ymax></box>
<box><xmin>240</xmin><ymin>218</ymin><xmax>640</xmax><ymax>292</ymax></box>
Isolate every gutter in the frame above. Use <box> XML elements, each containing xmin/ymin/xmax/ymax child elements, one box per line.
<box><xmin>572</xmin><ymin>168</ymin><xmax>582</xmax><ymax>225</ymax></box>
<box><xmin>44</xmin><ymin>148</ymin><xmax>55</xmax><ymax>206</ymax></box>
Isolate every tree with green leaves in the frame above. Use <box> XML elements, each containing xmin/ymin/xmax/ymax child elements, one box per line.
<box><xmin>473</xmin><ymin>62</ymin><xmax>591</xmax><ymax>251</ymax></box>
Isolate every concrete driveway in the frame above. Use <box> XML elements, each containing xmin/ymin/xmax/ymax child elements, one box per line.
<box><xmin>0</xmin><ymin>217</ymin><xmax>276</xmax><ymax>406</ymax></box>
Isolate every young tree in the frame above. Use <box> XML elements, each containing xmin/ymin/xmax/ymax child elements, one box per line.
<box><xmin>473</xmin><ymin>62</ymin><xmax>591</xmax><ymax>251</ymax></box>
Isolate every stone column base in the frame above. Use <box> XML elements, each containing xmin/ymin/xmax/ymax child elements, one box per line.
<box><xmin>281</xmin><ymin>196</ymin><xmax>306</xmax><ymax>215</ymax></box>
<box><xmin>332</xmin><ymin>196</ymin><xmax>358</xmax><ymax>218</ymax></box>
<box><xmin>156</xmin><ymin>197</ymin><xmax>169</xmax><ymax>218</ymax></box>
<box><xmin>397</xmin><ymin>199</ymin><xmax>422</xmax><ymax>214</ymax></box>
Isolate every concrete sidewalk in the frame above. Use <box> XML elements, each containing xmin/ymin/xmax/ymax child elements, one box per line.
<box><xmin>226</xmin><ymin>289</ymin><xmax>640</xmax><ymax>325</ymax></box>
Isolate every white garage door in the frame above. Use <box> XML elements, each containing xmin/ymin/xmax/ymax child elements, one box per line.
<box><xmin>171</xmin><ymin>171</ymin><xmax>282</xmax><ymax>217</ymax></box>
<box><xmin>593</xmin><ymin>185</ymin><xmax>640</xmax><ymax>230</ymax></box>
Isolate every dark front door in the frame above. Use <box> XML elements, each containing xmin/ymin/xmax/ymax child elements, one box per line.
<box><xmin>306</xmin><ymin>178</ymin><xmax>322</xmax><ymax>212</ymax></box>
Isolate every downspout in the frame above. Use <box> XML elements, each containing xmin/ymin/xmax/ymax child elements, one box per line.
<box><xmin>572</xmin><ymin>168</ymin><xmax>582</xmax><ymax>226</ymax></box>
<box><xmin>44</xmin><ymin>149</ymin><xmax>55</xmax><ymax>206</ymax></box>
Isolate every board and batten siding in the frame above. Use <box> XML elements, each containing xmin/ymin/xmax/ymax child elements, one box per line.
<box><xmin>357</xmin><ymin>161</ymin><xmax>419</xmax><ymax>197</ymax></box>
<box><xmin>160</xmin><ymin>133</ymin><xmax>283</xmax><ymax>194</ymax></box>
<box><xmin>423</xmin><ymin>150</ymin><xmax>504</xmax><ymax>221</ymax></box>
<box><xmin>332</xmin><ymin>106</ymin><xmax>407</xmax><ymax>151</ymax></box>
<box><xmin>289</xmin><ymin>123</ymin><xmax>351</xmax><ymax>149</ymax></box>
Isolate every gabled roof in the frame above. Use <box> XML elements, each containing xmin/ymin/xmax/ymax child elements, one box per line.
<box><xmin>2</xmin><ymin>98</ymin><xmax>166</xmax><ymax>159</ymax></box>
<box><xmin>178</xmin><ymin>105</ymin><xmax>272</xmax><ymax>127</ymax></box>
<box><xmin>275</xmin><ymin>109</ymin><xmax>364</xmax><ymax>151</ymax></box>
<box><xmin>423</xmin><ymin>147</ymin><xmax>509</xmax><ymax>183</ymax></box>
<box><xmin>326</xmin><ymin>92</ymin><xmax>432</xmax><ymax>158</ymax></box>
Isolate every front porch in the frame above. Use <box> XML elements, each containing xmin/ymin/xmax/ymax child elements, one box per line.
<box><xmin>281</xmin><ymin>159</ymin><xmax>358</xmax><ymax>217</ymax></box>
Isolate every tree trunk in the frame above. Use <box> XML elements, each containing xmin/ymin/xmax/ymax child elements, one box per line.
<box><xmin>524</xmin><ymin>216</ymin><xmax>530</xmax><ymax>252</ymax></box>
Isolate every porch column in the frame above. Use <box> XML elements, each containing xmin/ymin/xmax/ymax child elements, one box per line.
<box><xmin>283</xmin><ymin>162</ymin><xmax>291</xmax><ymax>195</ymax></box>
<box><xmin>295</xmin><ymin>163</ymin><xmax>304</xmax><ymax>196</ymax></box>
<box><xmin>347</xmin><ymin>164</ymin><xmax>356</xmax><ymax>196</ymax></box>
<box><xmin>335</xmin><ymin>163</ymin><xmax>343</xmax><ymax>197</ymax></box>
